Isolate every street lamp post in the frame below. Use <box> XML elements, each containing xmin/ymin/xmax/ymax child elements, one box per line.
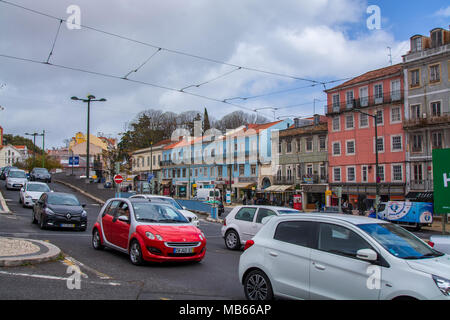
<box><xmin>355</xmin><ymin>108</ymin><xmax>380</xmax><ymax>219</ymax></box>
<box><xmin>25</xmin><ymin>132</ymin><xmax>44</xmax><ymax>168</ymax></box>
<box><xmin>71</xmin><ymin>95</ymin><xmax>106</xmax><ymax>179</ymax></box>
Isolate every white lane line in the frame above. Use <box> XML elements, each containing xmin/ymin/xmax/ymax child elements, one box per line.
<box><xmin>0</xmin><ymin>270</ymin><xmax>120</xmax><ymax>286</ymax></box>
<box><xmin>62</xmin><ymin>255</ymin><xmax>112</xmax><ymax>280</ymax></box>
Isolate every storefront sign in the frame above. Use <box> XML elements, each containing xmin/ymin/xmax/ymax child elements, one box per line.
<box><xmin>432</xmin><ymin>148</ymin><xmax>450</xmax><ymax>215</ymax></box>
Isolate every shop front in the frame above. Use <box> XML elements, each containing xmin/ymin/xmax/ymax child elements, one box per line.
<box><xmin>301</xmin><ymin>184</ymin><xmax>327</xmax><ymax>210</ymax></box>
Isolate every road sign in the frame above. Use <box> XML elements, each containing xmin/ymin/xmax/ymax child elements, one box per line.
<box><xmin>432</xmin><ymin>148</ymin><xmax>450</xmax><ymax>215</ymax></box>
<box><xmin>114</xmin><ymin>174</ymin><xmax>123</xmax><ymax>184</ymax></box>
<box><xmin>68</xmin><ymin>156</ymin><xmax>79</xmax><ymax>166</ymax></box>
<box><xmin>147</xmin><ymin>174</ymin><xmax>154</xmax><ymax>183</ymax></box>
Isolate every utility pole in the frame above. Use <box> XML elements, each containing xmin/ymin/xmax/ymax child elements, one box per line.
<box><xmin>71</xmin><ymin>95</ymin><xmax>107</xmax><ymax>179</ymax></box>
<box><xmin>41</xmin><ymin>130</ymin><xmax>45</xmax><ymax>168</ymax></box>
<box><xmin>25</xmin><ymin>132</ymin><xmax>44</xmax><ymax>168</ymax></box>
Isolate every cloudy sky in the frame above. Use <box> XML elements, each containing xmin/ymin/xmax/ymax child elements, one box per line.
<box><xmin>0</xmin><ymin>0</ymin><xmax>449</xmax><ymax>148</ymax></box>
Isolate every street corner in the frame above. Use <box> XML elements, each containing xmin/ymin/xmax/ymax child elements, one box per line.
<box><xmin>0</xmin><ymin>236</ymin><xmax>62</xmax><ymax>267</ymax></box>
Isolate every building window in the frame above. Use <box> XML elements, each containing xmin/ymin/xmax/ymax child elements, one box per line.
<box><xmin>392</xmin><ymin>164</ymin><xmax>403</xmax><ymax>181</ymax></box>
<box><xmin>376</xmin><ymin>165</ymin><xmax>385</xmax><ymax>182</ymax></box>
<box><xmin>391</xmin><ymin>135</ymin><xmax>402</xmax><ymax>151</ymax></box>
<box><xmin>306</xmin><ymin>164</ymin><xmax>313</xmax><ymax>176</ymax></box>
<box><xmin>333</xmin><ymin>167</ymin><xmax>341</xmax><ymax>182</ymax></box>
<box><xmin>278</xmin><ymin>141</ymin><xmax>282</xmax><ymax>154</ymax></box>
<box><xmin>332</xmin><ymin>116</ymin><xmax>340</xmax><ymax>131</ymax></box>
<box><xmin>391</xmin><ymin>106</ymin><xmax>401</xmax><ymax>123</ymax></box>
<box><xmin>346</xmin><ymin>140</ymin><xmax>355</xmax><ymax>155</ymax></box>
<box><xmin>218</xmin><ymin>166</ymin><xmax>222</xmax><ymax>177</ymax></box>
<box><xmin>347</xmin><ymin>167</ymin><xmax>356</xmax><ymax>182</ymax></box>
<box><xmin>332</xmin><ymin>94</ymin><xmax>340</xmax><ymax>111</ymax></box>
<box><xmin>297</xmin><ymin>139</ymin><xmax>301</xmax><ymax>152</ymax></box>
<box><xmin>431</xmin><ymin>30</ymin><xmax>443</xmax><ymax>48</ymax></box>
<box><xmin>374</xmin><ymin>84</ymin><xmax>383</xmax><ymax>103</ymax></box>
<box><xmin>375</xmin><ymin>137</ymin><xmax>384</xmax><ymax>153</ymax></box>
<box><xmin>431</xmin><ymin>101</ymin><xmax>441</xmax><ymax>117</ymax></box>
<box><xmin>319</xmin><ymin>135</ymin><xmax>326</xmax><ymax>151</ymax></box>
<box><xmin>346</xmin><ymin>90</ymin><xmax>354</xmax><ymax>108</ymax></box>
<box><xmin>306</xmin><ymin>137</ymin><xmax>313</xmax><ymax>152</ymax></box>
<box><xmin>359</xmin><ymin>112</ymin><xmax>368</xmax><ymax>128</ymax></box>
<box><xmin>375</xmin><ymin>110</ymin><xmax>384</xmax><ymax>126</ymax></box>
<box><xmin>251</xmin><ymin>165</ymin><xmax>256</xmax><ymax>176</ymax></box>
<box><xmin>182</xmin><ymin>168</ymin><xmax>186</xmax><ymax>178</ymax></box>
<box><xmin>239</xmin><ymin>164</ymin><xmax>245</xmax><ymax>176</ymax></box>
<box><xmin>287</xmin><ymin>166</ymin><xmax>293</xmax><ymax>181</ymax></box>
<box><xmin>361</xmin><ymin>166</ymin><xmax>368</xmax><ymax>183</ymax></box>
<box><xmin>411</xmin><ymin>36</ymin><xmax>422</xmax><ymax>52</ymax></box>
<box><xmin>359</xmin><ymin>87</ymin><xmax>369</xmax><ymax>107</ymax></box>
<box><xmin>391</xmin><ymin>79</ymin><xmax>401</xmax><ymax>101</ymax></box>
<box><xmin>345</xmin><ymin>114</ymin><xmax>354</xmax><ymax>129</ymax></box>
<box><xmin>332</xmin><ymin>142</ymin><xmax>341</xmax><ymax>156</ymax></box>
<box><xmin>411</xmin><ymin>104</ymin><xmax>421</xmax><ymax>119</ymax></box>
<box><xmin>429</xmin><ymin>64</ymin><xmax>441</xmax><ymax>83</ymax></box>
<box><xmin>413</xmin><ymin>163</ymin><xmax>423</xmax><ymax>182</ymax></box>
<box><xmin>432</xmin><ymin>132</ymin><xmax>443</xmax><ymax>149</ymax></box>
<box><xmin>297</xmin><ymin>164</ymin><xmax>302</xmax><ymax>178</ymax></box>
<box><xmin>412</xmin><ymin>134</ymin><xmax>423</xmax><ymax>153</ymax></box>
<box><xmin>286</xmin><ymin>140</ymin><xmax>292</xmax><ymax>153</ymax></box>
<box><xmin>410</xmin><ymin>69</ymin><xmax>420</xmax><ymax>87</ymax></box>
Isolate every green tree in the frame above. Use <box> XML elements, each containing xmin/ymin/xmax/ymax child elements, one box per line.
<box><xmin>203</xmin><ymin>107</ymin><xmax>211</xmax><ymax>133</ymax></box>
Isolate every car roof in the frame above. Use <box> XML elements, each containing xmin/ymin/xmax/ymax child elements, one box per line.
<box><xmin>266</xmin><ymin>213</ymin><xmax>389</xmax><ymax>226</ymax></box>
<box><xmin>132</xmin><ymin>194</ymin><xmax>173</xmax><ymax>199</ymax></box>
<box><xmin>235</xmin><ymin>205</ymin><xmax>299</xmax><ymax>211</ymax></box>
<box><xmin>9</xmin><ymin>169</ymin><xmax>25</xmax><ymax>173</ymax></box>
<box><xmin>26</xmin><ymin>181</ymin><xmax>48</xmax><ymax>185</ymax></box>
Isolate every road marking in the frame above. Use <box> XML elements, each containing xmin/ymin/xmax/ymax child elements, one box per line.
<box><xmin>63</xmin><ymin>255</ymin><xmax>112</xmax><ymax>280</ymax></box>
<box><xmin>0</xmin><ymin>270</ymin><xmax>120</xmax><ymax>286</ymax></box>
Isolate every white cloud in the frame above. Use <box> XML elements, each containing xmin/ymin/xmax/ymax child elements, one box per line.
<box><xmin>435</xmin><ymin>6</ymin><xmax>450</xmax><ymax>17</ymax></box>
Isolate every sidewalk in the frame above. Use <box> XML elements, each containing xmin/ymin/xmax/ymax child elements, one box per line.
<box><xmin>0</xmin><ymin>237</ymin><xmax>62</xmax><ymax>267</ymax></box>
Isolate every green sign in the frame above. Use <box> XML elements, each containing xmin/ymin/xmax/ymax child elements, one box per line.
<box><xmin>432</xmin><ymin>148</ymin><xmax>450</xmax><ymax>215</ymax></box>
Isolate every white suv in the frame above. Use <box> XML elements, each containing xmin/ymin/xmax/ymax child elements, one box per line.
<box><xmin>239</xmin><ymin>214</ymin><xmax>450</xmax><ymax>300</ymax></box>
<box><xmin>221</xmin><ymin>205</ymin><xmax>300</xmax><ymax>250</ymax></box>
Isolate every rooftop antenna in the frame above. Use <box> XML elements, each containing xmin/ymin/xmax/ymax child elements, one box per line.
<box><xmin>387</xmin><ymin>46</ymin><xmax>392</xmax><ymax>66</ymax></box>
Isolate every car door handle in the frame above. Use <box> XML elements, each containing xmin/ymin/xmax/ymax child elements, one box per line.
<box><xmin>268</xmin><ymin>251</ymin><xmax>278</xmax><ymax>257</ymax></box>
<box><xmin>312</xmin><ymin>262</ymin><xmax>326</xmax><ymax>270</ymax></box>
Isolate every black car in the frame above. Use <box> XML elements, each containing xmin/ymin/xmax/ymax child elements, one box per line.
<box><xmin>1</xmin><ymin>166</ymin><xmax>17</xmax><ymax>180</ymax></box>
<box><xmin>30</xmin><ymin>167</ymin><xmax>52</xmax><ymax>183</ymax></box>
<box><xmin>32</xmin><ymin>192</ymin><xmax>87</xmax><ymax>231</ymax></box>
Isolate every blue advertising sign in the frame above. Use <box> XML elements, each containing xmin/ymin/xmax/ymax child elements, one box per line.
<box><xmin>370</xmin><ymin>201</ymin><xmax>433</xmax><ymax>225</ymax></box>
<box><xmin>147</xmin><ymin>174</ymin><xmax>154</xmax><ymax>182</ymax></box>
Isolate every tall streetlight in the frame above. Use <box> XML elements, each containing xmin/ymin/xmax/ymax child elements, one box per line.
<box><xmin>25</xmin><ymin>131</ymin><xmax>44</xmax><ymax>168</ymax></box>
<box><xmin>355</xmin><ymin>108</ymin><xmax>380</xmax><ymax>219</ymax></box>
<box><xmin>71</xmin><ymin>95</ymin><xmax>106</xmax><ymax>179</ymax></box>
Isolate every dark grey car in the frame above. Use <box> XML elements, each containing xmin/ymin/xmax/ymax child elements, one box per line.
<box><xmin>30</xmin><ymin>167</ymin><xmax>52</xmax><ymax>183</ymax></box>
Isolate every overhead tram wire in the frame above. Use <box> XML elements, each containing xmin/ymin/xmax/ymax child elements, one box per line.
<box><xmin>123</xmin><ymin>47</ymin><xmax>162</xmax><ymax>79</ymax></box>
<box><xmin>0</xmin><ymin>0</ymin><xmax>325</xmax><ymax>85</ymax></box>
<box><xmin>0</xmin><ymin>52</ymin><xmax>257</xmax><ymax>114</ymax></box>
<box><xmin>45</xmin><ymin>19</ymin><xmax>63</xmax><ymax>64</ymax></box>
<box><xmin>180</xmin><ymin>66</ymin><xmax>242</xmax><ymax>91</ymax></box>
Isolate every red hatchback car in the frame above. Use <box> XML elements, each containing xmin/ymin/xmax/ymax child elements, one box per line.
<box><xmin>92</xmin><ymin>198</ymin><xmax>206</xmax><ymax>265</ymax></box>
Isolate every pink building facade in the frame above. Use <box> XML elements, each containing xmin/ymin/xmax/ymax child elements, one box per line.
<box><xmin>325</xmin><ymin>64</ymin><xmax>406</xmax><ymax>210</ymax></box>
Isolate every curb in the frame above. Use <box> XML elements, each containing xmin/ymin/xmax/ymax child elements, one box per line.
<box><xmin>0</xmin><ymin>188</ymin><xmax>12</xmax><ymax>215</ymax></box>
<box><xmin>54</xmin><ymin>179</ymin><xmax>105</xmax><ymax>206</ymax></box>
<box><xmin>0</xmin><ymin>238</ymin><xmax>62</xmax><ymax>267</ymax></box>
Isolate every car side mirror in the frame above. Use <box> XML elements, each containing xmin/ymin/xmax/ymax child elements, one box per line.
<box><xmin>81</xmin><ymin>204</ymin><xmax>86</xmax><ymax>208</ymax></box>
<box><xmin>50</xmin><ymin>190</ymin><xmax>54</xmax><ymax>193</ymax></box>
<box><xmin>118</xmin><ymin>215</ymin><xmax>129</xmax><ymax>223</ymax></box>
<box><xmin>21</xmin><ymin>188</ymin><xmax>25</xmax><ymax>192</ymax></box>
<box><xmin>356</xmin><ymin>248</ymin><xmax>378</xmax><ymax>262</ymax></box>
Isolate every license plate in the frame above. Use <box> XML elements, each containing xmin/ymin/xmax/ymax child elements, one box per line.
<box><xmin>173</xmin><ymin>248</ymin><xmax>194</xmax><ymax>254</ymax></box>
<box><xmin>60</xmin><ymin>224</ymin><xmax>75</xmax><ymax>228</ymax></box>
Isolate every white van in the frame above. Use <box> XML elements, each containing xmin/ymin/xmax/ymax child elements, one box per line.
<box><xmin>195</xmin><ymin>188</ymin><xmax>221</xmax><ymax>201</ymax></box>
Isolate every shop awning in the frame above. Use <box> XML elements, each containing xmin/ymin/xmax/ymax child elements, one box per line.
<box><xmin>264</xmin><ymin>185</ymin><xmax>294</xmax><ymax>192</ymax></box>
<box><xmin>232</xmin><ymin>182</ymin><xmax>256</xmax><ymax>189</ymax></box>
<box><xmin>405</xmin><ymin>192</ymin><xmax>433</xmax><ymax>202</ymax></box>
<box><xmin>161</xmin><ymin>180</ymin><xmax>171</xmax><ymax>185</ymax></box>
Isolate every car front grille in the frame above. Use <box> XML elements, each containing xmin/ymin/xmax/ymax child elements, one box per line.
<box><xmin>164</xmin><ymin>242</ymin><xmax>201</xmax><ymax>248</ymax></box>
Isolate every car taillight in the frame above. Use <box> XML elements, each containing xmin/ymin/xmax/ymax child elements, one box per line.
<box><xmin>244</xmin><ymin>240</ymin><xmax>254</xmax><ymax>251</ymax></box>
<box><xmin>427</xmin><ymin>241</ymin><xmax>435</xmax><ymax>248</ymax></box>
<box><xmin>223</xmin><ymin>219</ymin><xmax>226</xmax><ymax>226</ymax></box>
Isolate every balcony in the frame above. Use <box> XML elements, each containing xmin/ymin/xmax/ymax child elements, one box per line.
<box><xmin>325</xmin><ymin>90</ymin><xmax>404</xmax><ymax>115</ymax></box>
<box><xmin>409</xmin><ymin>179</ymin><xmax>433</xmax><ymax>191</ymax></box>
<box><xmin>403</xmin><ymin>112</ymin><xmax>450</xmax><ymax>129</ymax></box>
<box><xmin>274</xmin><ymin>176</ymin><xmax>294</xmax><ymax>185</ymax></box>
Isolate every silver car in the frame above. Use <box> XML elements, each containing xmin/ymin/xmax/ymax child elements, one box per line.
<box><xmin>19</xmin><ymin>182</ymin><xmax>51</xmax><ymax>208</ymax></box>
<box><xmin>6</xmin><ymin>169</ymin><xmax>28</xmax><ymax>190</ymax></box>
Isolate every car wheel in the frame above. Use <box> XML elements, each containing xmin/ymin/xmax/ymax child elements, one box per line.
<box><xmin>244</xmin><ymin>269</ymin><xmax>274</xmax><ymax>301</ymax></box>
<box><xmin>129</xmin><ymin>240</ymin><xmax>144</xmax><ymax>266</ymax></box>
<box><xmin>225</xmin><ymin>229</ymin><xmax>241</xmax><ymax>250</ymax></box>
<box><xmin>92</xmin><ymin>229</ymin><xmax>104</xmax><ymax>250</ymax></box>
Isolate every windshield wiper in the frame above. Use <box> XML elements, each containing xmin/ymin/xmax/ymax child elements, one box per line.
<box><xmin>138</xmin><ymin>218</ymin><xmax>158</xmax><ymax>222</ymax></box>
<box><xmin>403</xmin><ymin>252</ymin><xmax>443</xmax><ymax>259</ymax></box>
<box><xmin>159</xmin><ymin>219</ymin><xmax>185</xmax><ymax>223</ymax></box>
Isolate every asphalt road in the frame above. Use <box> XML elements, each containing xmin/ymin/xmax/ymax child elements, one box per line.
<box><xmin>0</xmin><ymin>181</ymin><xmax>245</xmax><ymax>300</ymax></box>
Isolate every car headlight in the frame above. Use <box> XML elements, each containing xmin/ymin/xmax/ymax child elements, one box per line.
<box><xmin>25</xmin><ymin>194</ymin><xmax>32</xmax><ymax>199</ymax></box>
<box><xmin>146</xmin><ymin>232</ymin><xmax>155</xmax><ymax>240</ymax></box>
<box><xmin>199</xmin><ymin>233</ymin><xmax>204</xmax><ymax>241</ymax></box>
<box><xmin>155</xmin><ymin>234</ymin><xmax>163</xmax><ymax>241</ymax></box>
<box><xmin>44</xmin><ymin>207</ymin><xmax>55</xmax><ymax>215</ymax></box>
<box><xmin>81</xmin><ymin>210</ymin><xmax>87</xmax><ymax>217</ymax></box>
<box><xmin>433</xmin><ymin>275</ymin><xmax>450</xmax><ymax>296</ymax></box>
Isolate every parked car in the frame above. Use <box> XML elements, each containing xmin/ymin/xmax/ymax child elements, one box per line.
<box><xmin>430</xmin><ymin>235</ymin><xmax>450</xmax><ymax>255</ymax></box>
<box><xmin>324</xmin><ymin>206</ymin><xmax>340</xmax><ymax>213</ymax></box>
<box><xmin>195</xmin><ymin>188</ymin><xmax>221</xmax><ymax>201</ymax></box>
<box><xmin>30</xmin><ymin>167</ymin><xmax>52</xmax><ymax>183</ymax></box>
<box><xmin>91</xmin><ymin>198</ymin><xmax>206</xmax><ymax>265</ymax></box>
<box><xmin>19</xmin><ymin>181</ymin><xmax>51</xmax><ymax>208</ymax></box>
<box><xmin>5</xmin><ymin>169</ymin><xmax>28</xmax><ymax>190</ymax></box>
<box><xmin>221</xmin><ymin>205</ymin><xmax>300</xmax><ymax>250</ymax></box>
<box><xmin>239</xmin><ymin>213</ymin><xmax>450</xmax><ymax>300</ymax></box>
<box><xmin>32</xmin><ymin>192</ymin><xmax>87</xmax><ymax>231</ymax></box>
<box><xmin>129</xmin><ymin>194</ymin><xmax>200</xmax><ymax>227</ymax></box>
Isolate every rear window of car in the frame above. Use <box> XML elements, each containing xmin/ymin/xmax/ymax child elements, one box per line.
<box><xmin>274</xmin><ymin>221</ymin><xmax>314</xmax><ymax>248</ymax></box>
<box><xmin>234</xmin><ymin>207</ymin><xmax>257</xmax><ymax>222</ymax></box>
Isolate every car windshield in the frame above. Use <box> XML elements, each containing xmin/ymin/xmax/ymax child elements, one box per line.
<box><xmin>27</xmin><ymin>184</ymin><xmax>50</xmax><ymax>192</ymax></box>
<box><xmin>47</xmin><ymin>193</ymin><xmax>80</xmax><ymax>206</ymax></box>
<box><xmin>132</xmin><ymin>203</ymin><xmax>188</xmax><ymax>223</ymax></box>
<box><xmin>150</xmin><ymin>197</ymin><xmax>183</xmax><ymax>210</ymax></box>
<box><xmin>9</xmin><ymin>171</ymin><xmax>26</xmax><ymax>178</ymax></box>
<box><xmin>278</xmin><ymin>209</ymin><xmax>300</xmax><ymax>214</ymax></box>
<box><xmin>358</xmin><ymin>223</ymin><xmax>444</xmax><ymax>260</ymax></box>
<box><xmin>35</xmin><ymin>168</ymin><xmax>49</xmax><ymax>174</ymax></box>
